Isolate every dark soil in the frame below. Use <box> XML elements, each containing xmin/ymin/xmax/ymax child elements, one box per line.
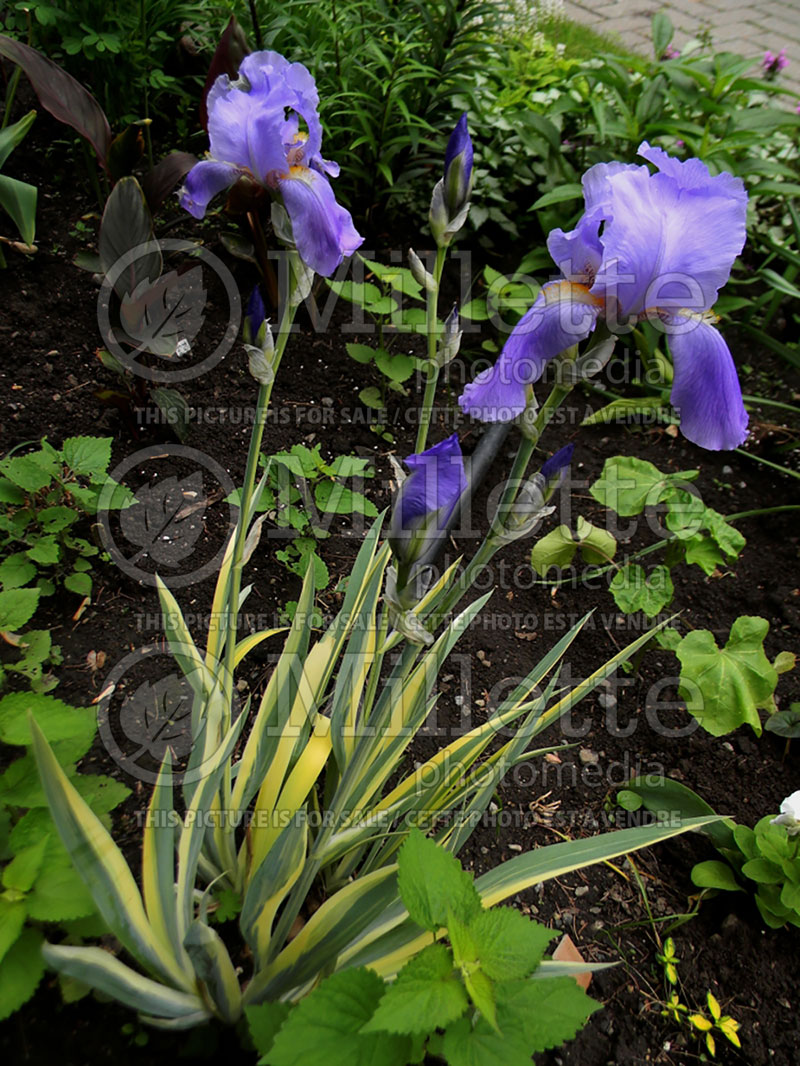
<box><xmin>2</xmin><ymin>104</ymin><xmax>800</xmax><ymax>1066</ymax></box>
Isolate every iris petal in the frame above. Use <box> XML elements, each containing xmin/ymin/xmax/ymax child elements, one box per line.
<box><xmin>179</xmin><ymin>160</ymin><xmax>242</xmax><ymax>219</ymax></box>
<box><xmin>399</xmin><ymin>434</ymin><xmax>467</xmax><ymax>530</ymax></box>
<box><xmin>547</xmin><ymin>209</ymin><xmax>604</xmax><ymax>283</ymax></box>
<box><xmin>278</xmin><ymin>168</ymin><xmax>363</xmax><ymax>277</ymax></box>
<box><xmin>593</xmin><ymin>167</ymin><xmax>747</xmax><ymax>317</ymax></box>
<box><xmin>638</xmin><ymin>141</ymin><xmax>747</xmax><ymax>204</ymax></box>
<box><xmin>459</xmin><ymin>286</ymin><xmax>600</xmax><ymax>422</ymax></box>
<box><xmin>666</xmin><ymin>315</ymin><xmax>748</xmax><ymax>450</ymax></box>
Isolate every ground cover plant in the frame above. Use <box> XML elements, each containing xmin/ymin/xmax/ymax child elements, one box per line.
<box><xmin>0</xmin><ymin>3</ymin><xmax>799</xmax><ymax>1065</ymax></box>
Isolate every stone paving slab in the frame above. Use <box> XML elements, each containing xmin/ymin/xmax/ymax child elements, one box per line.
<box><xmin>562</xmin><ymin>0</ymin><xmax>800</xmax><ymax>96</ymax></box>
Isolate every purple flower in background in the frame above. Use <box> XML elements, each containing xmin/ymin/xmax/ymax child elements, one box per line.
<box><xmin>180</xmin><ymin>51</ymin><xmax>363</xmax><ymax>276</ymax></box>
<box><xmin>390</xmin><ymin>433</ymin><xmax>467</xmax><ymax>565</ymax></box>
<box><xmin>460</xmin><ymin>141</ymin><xmax>749</xmax><ymax>451</ymax></box>
<box><xmin>661</xmin><ymin>44</ymin><xmax>681</xmax><ymax>60</ymax></box>
<box><xmin>763</xmin><ymin>48</ymin><xmax>788</xmax><ymax>77</ymax></box>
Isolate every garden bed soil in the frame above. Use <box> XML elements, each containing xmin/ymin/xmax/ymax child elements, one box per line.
<box><xmin>1</xmin><ymin>110</ymin><xmax>800</xmax><ymax>1066</ymax></box>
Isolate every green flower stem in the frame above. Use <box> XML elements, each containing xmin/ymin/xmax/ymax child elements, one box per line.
<box><xmin>414</xmin><ymin>245</ymin><xmax>447</xmax><ymax>454</ymax></box>
<box><xmin>220</xmin><ymin>296</ymin><xmax>297</xmax><ymax>715</ymax></box>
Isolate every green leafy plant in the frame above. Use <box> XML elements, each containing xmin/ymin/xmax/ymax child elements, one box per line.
<box><xmin>246</xmin><ymin>829</ymin><xmax>599</xmax><ymax>1064</ymax></box>
<box><xmin>0</xmin><ymin>436</ymin><xmax>132</xmax><ymax>651</ymax></box>
<box><xmin>531</xmin><ymin>455</ymin><xmax>795</xmax><ymax>734</ymax></box>
<box><xmin>251</xmin><ymin>0</ymin><xmax>498</xmax><ymax>222</ymax></box>
<box><xmin>0</xmin><ymin>690</ymin><xmax>130</xmax><ymax>1019</ymax></box>
<box><xmin>620</xmin><ymin>777</ymin><xmax>800</xmax><ymax>929</ymax></box>
<box><xmin>251</xmin><ymin>443</ymin><xmax>378</xmax><ymax>597</ymax></box>
<box><xmin>0</xmin><ymin>108</ymin><xmax>37</xmax><ymax>267</ymax></box>
<box><xmin>2</xmin><ymin>0</ymin><xmax>213</xmax><ymax>130</ymax></box>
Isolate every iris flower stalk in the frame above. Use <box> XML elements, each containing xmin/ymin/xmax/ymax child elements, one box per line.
<box><xmin>459</xmin><ymin>142</ymin><xmax>749</xmax><ymax>452</ymax></box>
<box><xmin>414</xmin><ymin>114</ymin><xmax>473</xmax><ymax>455</ymax></box>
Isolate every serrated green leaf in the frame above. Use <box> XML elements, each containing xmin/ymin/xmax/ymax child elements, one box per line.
<box><xmin>675</xmin><ymin>617</ymin><xmax>777</xmax><ymax>736</ymax></box>
<box><xmin>0</xmin><ymin>928</ymin><xmax>45</xmax><ymax>1020</ymax></box>
<box><xmin>467</xmin><ymin>907</ymin><xmax>555</xmax><ymax>980</ymax></box>
<box><xmin>363</xmin><ymin>943</ymin><xmax>468</xmax><ymax>1036</ymax></box>
<box><xmin>0</xmin><ymin>900</ymin><xmax>26</xmax><ymax>965</ymax></box>
<box><xmin>443</xmin><ymin>977</ymin><xmax>598</xmax><ymax>1065</ymax></box>
<box><xmin>2</xmin><ymin>835</ymin><xmax>49</xmax><ymax>892</ymax></box>
<box><xmin>26</xmin><ymin>855</ymin><xmax>97</xmax><ymax>921</ymax></box>
<box><xmin>398</xmin><ymin>830</ymin><xmax>482</xmax><ymax>932</ymax></box>
<box><xmin>64</xmin><ymin>571</ymin><xmax>93</xmax><ymax>597</ymax></box>
<box><xmin>0</xmin><ymin>691</ymin><xmax>96</xmax><ymax>749</ymax></box>
<box><xmin>0</xmin><ymin>456</ymin><xmax>52</xmax><ymax>494</ymax></box>
<box><xmin>0</xmin><ymin>478</ymin><xmax>25</xmax><ymax>504</ymax></box>
<box><xmin>246</xmin><ymin>1001</ymin><xmax>292</xmax><ymax>1060</ymax></box>
<box><xmin>464</xmin><ymin>967</ymin><xmax>497</xmax><ymax>1031</ymax></box>
<box><xmin>266</xmin><ymin>968</ymin><xmax>411</xmax><ymax>1066</ymax></box>
<box><xmin>0</xmin><ymin>553</ymin><xmax>37</xmax><ymax>591</ymax></box>
<box><xmin>315</xmin><ymin>481</ymin><xmax>377</xmax><ymax>517</ymax></box>
<box><xmin>0</xmin><ymin>587</ymin><xmax>40</xmax><ymax>630</ymax></box>
<box><xmin>61</xmin><ymin>437</ymin><xmax>112</xmax><ymax>479</ymax></box>
<box><xmin>374</xmin><ymin>348</ymin><xmax>415</xmax><ymax>383</ymax></box>
<box><xmin>359</xmin><ymin>386</ymin><xmax>384</xmax><ymax>410</ymax></box>
<box><xmin>26</xmin><ymin>536</ymin><xmax>60</xmax><ymax>565</ymax></box>
<box><xmin>345</xmin><ymin>342</ymin><xmax>376</xmax><ymax>364</ymax></box>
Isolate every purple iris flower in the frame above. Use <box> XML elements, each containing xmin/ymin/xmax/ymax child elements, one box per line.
<box><xmin>180</xmin><ymin>51</ymin><xmax>363</xmax><ymax>277</ymax></box>
<box><xmin>541</xmin><ymin>442</ymin><xmax>574</xmax><ymax>483</ymax></box>
<box><xmin>459</xmin><ymin>141</ymin><xmax>749</xmax><ymax>451</ymax></box>
<box><xmin>243</xmin><ymin>284</ymin><xmax>266</xmax><ymax>344</ymax></box>
<box><xmin>390</xmin><ymin>433</ymin><xmax>467</xmax><ymax>564</ymax></box>
<box><xmin>443</xmin><ymin>112</ymin><xmax>474</xmax><ymax>216</ymax></box>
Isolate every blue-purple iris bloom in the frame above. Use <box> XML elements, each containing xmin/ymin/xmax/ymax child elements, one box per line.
<box><xmin>390</xmin><ymin>433</ymin><xmax>467</xmax><ymax>564</ymax></box>
<box><xmin>443</xmin><ymin>112</ymin><xmax>474</xmax><ymax>215</ymax></box>
<box><xmin>459</xmin><ymin>142</ymin><xmax>749</xmax><ymax>451</ymax></box>
<box><xmin>180</xmin><ymin>51</ymin><xmax>363</xmax><ymax>277</ymax></box>
<box><xmin>541</xmin><ymin>442</ymin><xmax>574</xmax><ymax>483</ymax></box>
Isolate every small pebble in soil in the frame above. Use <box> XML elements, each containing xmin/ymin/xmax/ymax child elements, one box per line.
<box><xmin>574</xmin><ymin>885</ymin><xmax>589</xmax><ymax>897</ymax></box>
<box><xmin>579</xmin><ymin>747</ymin><xmax>599</xmax><ymax>765</ymax></box>
<box><xmin>507</xmin><ymin>843</ymin><xmax>522</xmax><ymax>852</ymax></box>
<box><xmin>597</xmin><ymin>692</ymin><xmax>616</xmax><ymax>710</ymax></box>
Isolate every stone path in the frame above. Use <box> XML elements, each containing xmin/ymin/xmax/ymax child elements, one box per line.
<box><xmin>562</xmin><ymin>0</ymin><xmax>800</xmax><ymax>96</ymax></box>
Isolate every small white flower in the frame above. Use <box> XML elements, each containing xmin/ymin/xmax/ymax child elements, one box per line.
<box><xmin>771</xmin><ymin>789</ymin><xmax>800</xmax><ymax>835</ymax></box>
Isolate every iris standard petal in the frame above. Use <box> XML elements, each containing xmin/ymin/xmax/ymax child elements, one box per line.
<box><xmin>593</xmin><ymin>167</ymin><xmax>747</xmax><ymax>317</ymax></box>
<box><xmin>399</xmin><ymin>434</ymin><xmax>467</xmax><ymax>529</ymax></box>
<box><xmin>547</xmin><ymin>208</ymin><xmax>604</xmax><ymax>284</ymax></box>
<box><xmin>581</xmin><ymin>159</ymin><xmax>646</xmax><ymax>215</ymax></box>
<box><xmin>278</xmin><ymin>167</ymin><xmax>363</xmax><ymax>276</ymax></box>
<box><xmin>206</xmin><ymin>80</ymin><xmax>260</xmax><ymax>169</ymax></box>
<box><xmin>459</xmin><ymin>284</ymin><xmax>601</xmax><ymax>422</ymax></box>
<box><xmin>666</xmin><ymin>314</ymin><xmax>749</xmax><ymax>450</ymax></box>
<box><xmin>179</xmin><ymin>160</ymin><xmax>242</xmax><ymax>219</ymax></box>
<box><xmin>637</xmin><ymin>141</ymin><xmax>748</xmax><ymax>205</ymax></box>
